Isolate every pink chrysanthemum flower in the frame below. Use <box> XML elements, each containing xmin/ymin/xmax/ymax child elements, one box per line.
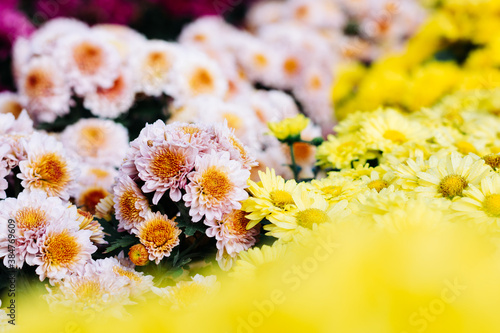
<box><xmin>83</xmin><ymin>69</ymin><xmax>136</xmax><ymax>118</ymax></box>
<box><xmin>136</xmin><ymin>140</ymin><xmax>197</xmax><ymax>204</ymax></box>
<box><xmin>165</xmin><ymin>122</ymin><xmax>215</xmax><ymax>154</ymax></box>
<box><xmin>205</xmin><ymin>209</ymin><xmax>260</xmax><ymax>270</ymax></box>
<box><xmin>134</xmin><ymin>211</ymin><xmax>181</xmax><ymax>264</ymax></box>
<box><xmin>18</xmin><ymin>132</ymin><xmax>78</xmax><ymax>201</ymax></box>
<box><xmin>18</xmin><ymin>56</ymin><xmax>71</xmax><ymax>123</ymax></box>
<box><xmin>113</xmin><ymin>173</ymin><xmax>150</xmax><ymax>233</ymax></box>
<box><xmin>183</xmin><ymin>150</ymin><xmax>250</xmax><ymax>222</ymax></box>
<box><xmin>55</xmin><ymin>31</ymin><xmax>121</xmax><ymax>95</ymax></box>
<box><xmin>60</xmin><ymin>118</ymin><xmax>129</xmax><ymax>168</ymax></box>
<box><xmin>0</xmin><ymin>190</ymin><xmax>78</xmax><ymax>268</ymax></box>
<box><xmin>34</xmin><ymin>221</ymin><xmax>96</xmax><ymax>284</ymax></box>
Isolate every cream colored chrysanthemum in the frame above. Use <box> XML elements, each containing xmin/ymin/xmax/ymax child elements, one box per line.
<box><xmin>76</xmin><ymin>210</ymin><xmax>107</xmax><ymax>245</ymax></box>
<box><xmin>113</xmin><ymin>173</ymin><xmax>150</xmax><ymax>233</ymax></box>
<box><xmin>183</xmin><ymin>151</ymin><xmax>250</xmax><ymax>223</ymax></box>
<box><xmin>61</xmin><ymin>118</ymin><xmax>129</xmax><ymax>168</ymax></box>
<box><xmin>135</xmin><ymin>211</ymin><xmax>181</xmax><ymax>264</ymax></box>
<box><xmin>309</xmin><ymin>176</ymin><xmax>360</xmax><ymax>203</ymax></box>
<box><xmin>416</xmin><ymin>152</ymin><xmax>492</xmax><ymax>200</ymax></box>
<box><xmin>205</xmin><ymin>210</ymin><xmax>260</xmax><ymax>270</ymax></box>
<box><xmin>152</xmin><ymin>275</ymin><xmax>219</xmax><ymax>310</ymax></box>
<box><xmin>242</xmin><ymin>168</ymin><xmax>298</xmax><ymax>229</ymax></box>
<box><xmin>34</xmin><ymin>223</ymin><xmax>96</xmax><ymax>284</ymax></box>
<box><xmin>394</xmin><ymin>150</ymin><xmax>439</xmax><ymax>190</ymax></box>
<box><xmin>452</xmin><ymin>173</ymin><xmax>500</xmax><ymax>232</ymax></box>
<box><xmin>95</xmin><ymin>194</ymin><xmax>114</xmax><ymax>221</ymax></box>
<box><xmin>266</xmin><ymin>185</ymin><xmax>350</xmax><ymax>242</ymax></box>
<box><xmin>358</xmin><ymin>170</ymin><xmax>398</xmax><ymax>193</ymax></box>
<box><xmin>18</xmin><ymin>133</ymin><xmax>78</xmax><ymax>200</ymax></box>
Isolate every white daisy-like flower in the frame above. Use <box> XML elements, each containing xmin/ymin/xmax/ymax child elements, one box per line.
<box><xmin>0</xmin><ymin>92</ymin><xmax>24</xmax><ymax>119</ymax></box>
<box><xmin>131</xmin><ymin>40</ymin><xmax>182</xmax><ymax>97</ymax></box>
<box><xmin>169</xmin><ymin>52</ymin><xmax>228</xmax><ymax>100</ymax></box>
<box><xmin>18</xmin><ymin>132</ymin><xmax>78</xmax><ymax>200</ymax></box>
<box><xmin>113</xmin><ymin>172</ymin><xmax>150</xmax><ymax>233</ymax></box>
<box><xmin>60</xmin><ymin>118</ymin><xmax>129</xmax><ymax>168</ymax></box>
<box><xmin>235</xmin><ymin>38</ymin><xmax>282</xmax><ymax>86</ymax></box>
<box><xmin>90</xmin><ymin>257</ymin><xmax>154</xmax><ymax>299</ymax></box>
<box><xmin>183</xmin><ymin>150</ymin><xmax>250</xmax><ymax>222</ymax></box>
<box><xmin>0</xmin><ymin>190</ymin><xmax>79</xmax><ymax>268</ymax></box>
<box><xmin>34</xmin><ymin>221</ymin><xmax>96</xmax><ymax>284</ymax></box>
<box><xmin>55</xmin><ymin>31</ymin><xmax>121</xmax><ymax>95</ymax></box>
<box><xmin>416</xmin><ymin>152</ymin><xmax>492</xmax><ymax>199</ymax></box>
<box><xmin>136</xmin><ymin>140</ymin><xmax>197</xmax><ymax>204</ymax></box>
<box><xmin>83</xmin><ymin>68</ymin><xmax>136</xmax><ymax>118</ymax></box>
<box><xmin>18</xmin><ymin>56</ymin><xmax>71</xmax><ymax>123</ymax></box>
<box><xmin>152</xmin><ymin>274</ymin><xmax>219</xmax><ymax>310</ymax></box>
<box><xmin>44</xmin><ymin>264</ymin><xmax>132</xmax><ymax>316</ymax></box>
<box><xmin>135</xmin><ymin>211</ymin><xmax>181</xmax><ymax>264</ymax></box>
<box><xmin>205</xmin><ymin>209</ymin><xmax>260</xmax><ymax>271</ymax></box>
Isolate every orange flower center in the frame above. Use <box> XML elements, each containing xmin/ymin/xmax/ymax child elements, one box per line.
<box><xmin>141</xmin><ymin>217</ymin><xmax>178</xmax><ymax>248</ymax></box>
<box><xmin>118</xmin><ymin>189</ymin><xmax>144</xmax><ymax>224</ymax></box>
<box><xmin>34</xmin><ymin>152</ymin><xmax>70</xmax><ymax>195</ymax></box>
<box><xmin>97</xmin><ymin>74</ymin><xmax>125</xmax><ymax>100</ymax></box>
<box><xmin>24</xmin><ymin>69</ymin><xmax>54</xmax><ymax>97</ymax></box>
<box><xmin>15</xmin><ymin>207</ymin><xmax>48</xmax><ymax>230</ymax></box>
<box><xmin>199</xmin><ymin>166</ymin><xmax>232</xmax><ymax>201</ymax></box>
<box><xmin>73</xmin><ymin>42</ymin><xmax>104</xmax><ymax>75</ymax></box>
<box><xmin>150</xmin><ymin>147</ymin><xmax>185</xmax><ymax>180</ymax></box>
<box><xmin>189</xmin><ymin>67</ymin><xmax>215</xmax><ymax>95</ymax></box>
<box><xmin>79</xmin><ymin>187</ymin><xmax>110</xmax><ymax>215</ymax></box>
<box><xmin>44</xmin><ymin>231</ymin><xmax>80</xmax><ymax>266</ymax></box>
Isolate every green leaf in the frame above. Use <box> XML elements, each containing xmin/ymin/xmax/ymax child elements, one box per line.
<box><xmin>104</xmin><ymin>234</ymin><xmax>137</xmax><ymax>254</ymax></box>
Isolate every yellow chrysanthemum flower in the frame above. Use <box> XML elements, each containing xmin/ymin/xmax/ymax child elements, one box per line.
<box><xmin>268</xmin><ymin>114</ymin><xmax>309</xmax><ymax>141</ymax></box>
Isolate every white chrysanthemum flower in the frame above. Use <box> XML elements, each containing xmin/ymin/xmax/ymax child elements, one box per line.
<box><xmin>83</xmin><ymin>68</ymin><xmax>136</xmax><ymax>118</ymax></box>
<box><xmin>178</xmin><ymin>16</ymin><xmax>234</xmax><ymax>48</ymax></box>
<box><xmin>236</xmin><ymin>38</ymin><xmax>282</xmax><ymax>86</ymax></box>
<box><xmin>152</xmin><ymin>275</ymin><xmax>219</xmax><ymax>310</ymax></box>
<box><xmin>44</xmin><ymin>265</ymin><xmax>132</xmax><ymax>316</ymax></box>
<box><xmin>18</xmin><ymin>56</ymin><xmax>71</xmax><ymax>123</ymax></box>
<box><xmin>169</xmin><ymin>52</ymin><xmax>228</xmax><ymax>100</ymax></box>
<box><xmin>34</xmin><ymin>221</ymin><xmax>96</xmax><ymax>284</ymax></box>
<box><xmin>12</xmin><ymin>37</ymin><xmax>33</xmax><ymax>84</ymax></box>
<box><xmin>205</xmin><ymin>209</ymin><xmax>260</xmax><ymax>271</ymax></box>
<box><xmin>131</xmin><ymin>40</ymin><xmax>182</xmax><ymax>97</ymax></box>
<box><xmin>284</xmin><ymin>0</ymin><xmax>346</xmax><ymax>29</ymax></box>
<box><xmin>183</xmin><ymin>150</ymin><xmax>250</xmax><ymax>222</ymax></box>
<box><xmin>90</xmin><ymin>257</ymin><xmax>154</xmax><ymax>299</ymax></box>
<box><xmin>135</xmin><ymin>211</ymin><xmax>181</xmax><ymax>264</ymax></box>
<box><xmin>30</xmin><ymin>18</ymin><xmax>89</xmax><ymax>56</ymax></box>
<box><xmin>55</xmin><ymin>31</ymin><xmax>121</xmax><ymax>95</ymax></box>
<box><xmin>18</xmin><ymin>132</ymin><xmax>79</xmax><ymax>200</ymax></box>
<box><xmin>60</xmin><ymin>118</ymin><xmax>129</xmax><ymax>168</ymax></box>
<box><xmin>246</xmin><ymin>1</ymin><xmax>284</xmax><ymax>30</ymax></box>
<box><xmin>416</xmin><ymin>152</ymin><xmax>492</xmax><ymax>200</ymax></box>
<box><xmin>136</xmin><ymin>140</ymin><xmax>197</xmax><ymax>204</ymax></box>
<box><xmin>0</xmin><ymin>190</ymin><xmax>77</xmax><ymax>268</ymax></box>
<box><xmin>0</xmin><ymin>92</ymin><xmax>24</xmax><ymax>119</ymax></box>
<box><xmin>78</xmin><ymin>164</ymin><xmax>117</xmax><ymax>190</ymax></box>
<box><xmin>164</xmin><ymin>122</ymin><xmax>215</xmax><ymax>154</ymax></box>
<box><xmin>113</xmin><ymin>173</ymin><xmax>150</xmax><ymax>233</ymax></box>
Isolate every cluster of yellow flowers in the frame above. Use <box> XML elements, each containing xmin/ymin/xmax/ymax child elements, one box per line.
<box><xmin>333</xmin><ymin>0</ymin><xmax>500</xmax><ymax>119</ymax></box>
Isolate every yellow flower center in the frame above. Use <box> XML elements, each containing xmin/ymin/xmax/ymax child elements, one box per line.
<box><xmin>309</xmin><ymin>75</ymin><xmax>322</xmax><ymax>90</ymax></box>
<box><xmin>189</xmin><ymin>67</ymin><xmax>215</xmax><ymax>95</ymax></box>
<box><xmin>224</xmin><ymin>210</ymin><xmax>250</xmax><ymax>235</ymax></box>
<box><xmin>74</xmin><ymin>280</ymin><xmax>103</xmax><ymax>303</ymax></box>
<box><xmin>15</xmin><ymin>207</ymin><xmax>48</xmax><ymax>230</ymax></box>
<box><xmin>89</xmin><ymin>168</ymin><xmax>110</xmax><ymax>179</ymax></box>
<box><xmin>145</xmin><ymin>51</ymin><xmax>170</xmax><ymax>78</ymax></box>
<box><xmin>181</xmin><ymin>126</ymin><xmax>201</xmax><ymax>135</ymax></box>
<box><xmin>483</xmin><ymin>194</ymin><xmax>500</xmax><ymax>217</ymax></box>
<box><xmin>455</xmin><ymin>141</ymin><xmax>477</xmax><ymax>155</ymax></box>
<box><xmin>223</xmin><ymin>113</ymin><xmax>243</xmax><ymax>130</ymax></box>
<box><xmin>438</xmin><ymin>175</ymin><xmax>468</xmax><ymax>198</ymax></box>
<box><xmin>367</xmin><ymin>180</ymin><xmax>389</xmax><ymax>192</ymax></box>
<box><xmin>337</xmin><ymin>141</ymin><xmax>356</xmax><ymax>154</ymax></box>
<box><xmin>253</xmin><ymin>53</ymin><xmax>268</xmax><ymax>68</ymax></box>
<box><xmin>34</xmin><ymin>152</ymin><xmax>70</xmax><ymax>195</ymax></box>
<box><xmin>118</xmin><ymin>189</ymin><xmax>143</xmax><ymax>225</ymax></box>
<box><xmin>174</xmin><ymin>282</ymin><xmax>208</xmax><ymax>307</ymax></box>
<box><xmin>294</xmin><ymin>5</ymin><xmax>309</xmax><ymax>20</ymax></box>
<box><xmin>113</xmin><ymin>266</ymin><xmax>141</xmax><ymax>282</ymax></box>
<box><xmin>296</xmin><ymin>208</ymin><xmax>329</xmax><ymax>229</ymax></box>
<box><xmin>150</xmin><ymin>147</ymin><xmax>185</xmax><ymax>180</ymax></box>
<box><xmin>24</xmin><ymin>68</ymin><xmax>54</xmax><ymax>97</ymax></box>
<box><xmin>383</xmin><ymin>130</ymin><xmax>406</xmax><ymax>143</ymax></box>
<box><xmin>270</xmin><ymin>190</ymin><xmax>294</xmax><ymax>208</ymax></box>
<box><xmin>283</xmin><ymin>57</ymin><xmax>300</xmax><ymax>76</ymax></box>
<box><xmin>140</xmin><ymin>217</ymin><xmax>178</xmax><ymax>249</ymax></box>
<box><xmin>80</xmin><ymin>126</ymin><xmax>105</xmax><ymax>156</ymax></box>
<box><xmin>483</xmin><ymin>154</ymin><xmax>500</xmax><ymax>169</ymax></box>
<box><xmin>44</xmin><ymin>231</ymin><xmax>80</xmax><ymax>266</ymax></box>
<box><xmin>321</xmin><ymin>185</ymin><xmax>343</xmax><ymax>198</ymax></box>
<box><xmin>199</xmin><ymin>166</ymin><xmax>232</xmax><ymax>201</ymax></box>
<box><xmin>73</xmin><ymin>42</ymin><xmax>104</xmax><ymax>75</ymax></box>
<box><xmin>79</xmin><ymin>186</ymin><xmax>109</xmax><ymax>215</ymax></box>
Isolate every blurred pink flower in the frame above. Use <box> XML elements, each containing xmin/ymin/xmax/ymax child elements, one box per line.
<box><xmin>0</xmin><ymin>3</ymin><xmax>35</xmax><ymax>59</ymax></box>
